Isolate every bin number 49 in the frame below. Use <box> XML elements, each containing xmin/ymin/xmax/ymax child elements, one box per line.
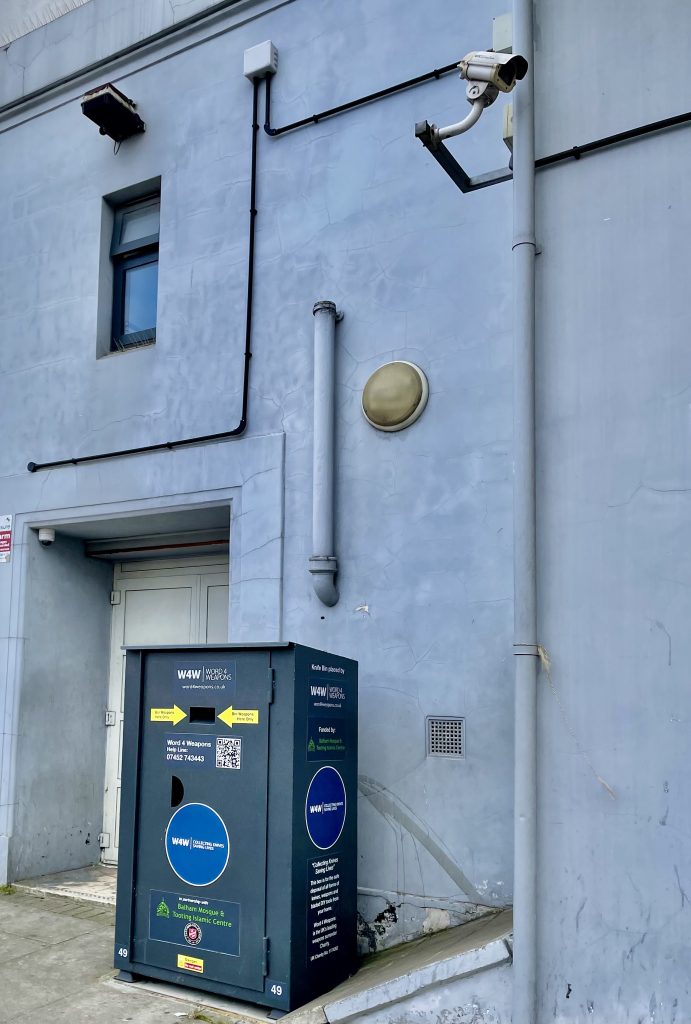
<box><xmin>118</xmin><ymin>947</ymin><xmax>129</xmax><ymax>958</ymax></box>
<box><xmin>270</xmin><ymin>984</ymin><xmax>283</xmax><ymax>996</ymax></box>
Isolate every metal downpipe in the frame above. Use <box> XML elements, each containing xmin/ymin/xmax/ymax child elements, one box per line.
<box><xmin>309</xmin><ymin>301</ymin><xmax>339</xmax><ymax>606</ymax></box>
<box><xmin>512</xmin><ymin>0</ymin><xmax>538</xmax><ymax>1020</ymax></box>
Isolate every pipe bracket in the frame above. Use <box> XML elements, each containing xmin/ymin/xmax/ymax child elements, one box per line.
<box><xmin>308</xmin><ymin>556</ymin><xmax>339</xmax><ymax>607</ymax></box>
<box><xmin>309</xmin><ymin>555</ymin><xmax>338</xmax><ymax>574</ymax></box>
<box><xmin>513</xmin><ymin>643</ymin><xmax>539</xmax><ymax>656</ymax></box>
<box><xmin>313</xmin><ymin>300</ymin><xmax>337</xmax><ymax>316</ymax></box>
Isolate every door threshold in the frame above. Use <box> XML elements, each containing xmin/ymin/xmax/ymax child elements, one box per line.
<box><xmin>15</xmin><ymin>863</ymin><xmax>117</xmax><ymax>905</ymax></box>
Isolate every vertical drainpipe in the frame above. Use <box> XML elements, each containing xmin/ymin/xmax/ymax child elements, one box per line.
<box><xmin>512</xmin><ymin>0</ymin><xmax>538</xmax><ymax>1020</ymax></box>
<box><xmin>511</xmin><ymin>0</ymin><xmax>536</xmax><ymax>1015</ymax></box>
<box><xmin>309</xmin><ymin>301</ymin><xmax>339</xmax><ymax>606</ymax></box>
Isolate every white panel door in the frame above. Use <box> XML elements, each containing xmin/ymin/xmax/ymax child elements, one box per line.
<box><xmin>101</xmin><ymin>558</ymin><xmax>229</xmax><ymax>864</ymax></box>
<box><xmin>202</xmin><ymin>574</ymin><xmax>230</xmax><ymax>642</ymax></box>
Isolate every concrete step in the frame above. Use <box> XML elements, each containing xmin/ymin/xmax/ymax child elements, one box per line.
<box><xmin>285</xmin><ymin>909</ymin><xmax>513</xmax><ymax>1024</ymax></box>
<box><xmin>14</xmin><ymin>863</ymin><xmax>117</xmax><ymax>905</ymax></box>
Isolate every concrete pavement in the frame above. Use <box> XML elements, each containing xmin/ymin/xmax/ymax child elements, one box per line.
<box><xmin>0</xmin><ymin>888</ymin><xmax>257</xmax><ymax>1024</ymax></box>
<box><xmin>0</xmin><ymin>887</ymin><xmax>512</xmax><ymax>1024</ymax></box>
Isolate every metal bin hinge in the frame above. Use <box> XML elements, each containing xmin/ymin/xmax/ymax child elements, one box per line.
<box><xmin>267</xmin><ymin>667</ymin><xmax>275</xmax><ymax>704</ymax></box>
<box><xmin>262</xmin><ymin>936</ymin><xmax>270</xmax><ymax>976</ymax></box>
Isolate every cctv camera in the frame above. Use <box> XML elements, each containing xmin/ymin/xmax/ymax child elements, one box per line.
<box><xmin>459</xmin><ymin>51</ymin><xmax>528</xmax><ymax>94</ymax></box>
<box><xmin>38</xmin><ymin>528</ymin><xmax>55</xmax><ymax>547</ymax></box>
<box><xmin>426</xmin><ymin>48</ymin><xmax>528</xmax><ymax>144</ymax></box>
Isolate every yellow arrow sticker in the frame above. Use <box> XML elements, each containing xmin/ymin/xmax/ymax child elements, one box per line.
<box><xmin>150</xmin><ymin>705</ymin><xmax>187</xmax><ymax>726</ymax></box>
<box><xmin>218</xmin><ymin>706</ymin><xmax>259</xmax><ymax>728</ymax></box>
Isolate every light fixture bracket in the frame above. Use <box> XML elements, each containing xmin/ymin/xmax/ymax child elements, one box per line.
<box><xmin>81</xmin><ymin>83</ymin><xmax>145</xmax><ymax>143</ymax></box>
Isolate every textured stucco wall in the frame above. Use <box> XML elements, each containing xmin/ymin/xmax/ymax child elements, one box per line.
<box><xmin>534</xmin><ymin>1</ymin><xmax>691</xmax><ymax>1021</ymax></box>
<box><xmin>10</xmin><ymin>532</ymin><xmax>112</xmax><ymax>879</ymax></box>
<box><xmin>4</xmin><ymin>0</ymin><xmax>689</xmax><ymax>1017</ymax></box>
<box><xmin>0</xmin><ymin>1</ymin><xmax>91</xmax><ymax>48</ymax></box>
<box><xmin>0</xmin><ymin>0</ymin><xmax>516</xmax><ymax>947</ymax></box>
<box><xmin>0</xmin><ymin>436</ymin><xmax>286</xmax><ymax>884</ymax></box>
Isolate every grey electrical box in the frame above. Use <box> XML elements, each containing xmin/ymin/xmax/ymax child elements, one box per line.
<box><xmin>114</xmin><ymin>643</ymin><xmax>358</xmax><ymax>1012</ymax></box>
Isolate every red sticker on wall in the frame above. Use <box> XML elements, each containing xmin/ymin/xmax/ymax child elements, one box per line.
<box><xmin>0</xmin><ymin>515</ymin><xmax>12</xmax><ymax>564</ymax></box>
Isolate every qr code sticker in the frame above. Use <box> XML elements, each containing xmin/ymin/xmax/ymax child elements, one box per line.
<box><xmin>216</xmin><ymin>736</ymin><xmax>242</xmax><ymax>770</ymax></box>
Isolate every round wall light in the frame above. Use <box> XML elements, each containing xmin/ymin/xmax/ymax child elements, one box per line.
<box><xmin>362</xmin><ymin>361</ymin><xmax>429</xmax><ymax>432</ymax></box>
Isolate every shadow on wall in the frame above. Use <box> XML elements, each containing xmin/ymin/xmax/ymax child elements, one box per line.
<box><xmin>9</xmin><ymin>531</ymin><xmax>112</xmax><ymax>881</ymax></box>
<box><xmin>357</xmin><ymin>774</ymin><xmax>500</xmax><ymax>953</ymax></box>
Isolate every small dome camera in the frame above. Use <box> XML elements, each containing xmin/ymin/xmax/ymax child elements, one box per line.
<box><xmin>38</xmin><ymin>528</ymin><xmax>56</xmax><ymax>547</ymax></box>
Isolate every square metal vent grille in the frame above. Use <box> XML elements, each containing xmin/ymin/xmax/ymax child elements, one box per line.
<box><xmin>427</xmin><ymin>716</ymin><xmax>465</xmax><ymax>758</ymax></box>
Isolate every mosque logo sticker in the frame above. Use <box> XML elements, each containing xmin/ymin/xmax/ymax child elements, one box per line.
<box><xmin>305</xmin><ymin>766</ymin><xmax>347</xmax><ymax>850</ymax></box>
<box><xmin>165</xmin><ymin>802</ymin><xmax>230</xmax><ymax>886</ymax></box>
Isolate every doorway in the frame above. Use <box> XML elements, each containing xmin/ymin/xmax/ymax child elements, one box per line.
<box><xmin>101</xmin><ymin>555</ymin><xmax>230</xmax><ymax>865</ymax></box>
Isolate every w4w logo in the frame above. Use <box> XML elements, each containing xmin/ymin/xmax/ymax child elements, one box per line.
<box><xmin>178</xmin><ymin>669</ymin><xmax>202</xmax><ymax>680</ymax></box>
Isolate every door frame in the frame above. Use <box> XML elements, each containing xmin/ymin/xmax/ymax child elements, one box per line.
<box><xmin>2</xmin><ymin>431</ymin><xmax>285</xmax><ymax>884</ymax></box>
<box><xmin>102</xmin><ymin>555</ymin><xmax>231</xmax><ymax>864</ymax></box>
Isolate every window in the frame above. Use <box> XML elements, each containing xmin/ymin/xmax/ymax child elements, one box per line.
<box><xmin>110</xmin><ymin>194</ymin><xmax>160</xmax><ymax>351</ymax></box>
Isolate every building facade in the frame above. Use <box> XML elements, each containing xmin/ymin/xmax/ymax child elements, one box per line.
<box><xmin>0</xmin><ymin>0</ymin><xmax>689</xmax><ymax>1020</ymax></box>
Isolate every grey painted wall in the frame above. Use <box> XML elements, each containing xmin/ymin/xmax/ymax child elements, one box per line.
<box><xmin>0</xmin><ymin>0</ymin><xmax>515</xmax><ymax>948</ymax></box>
<box><xmin>0</xmin><ymin>438</ymin><xmax>286</xmax><ymax>884</ymax></box>
<box><xmin>10</xmin><ymin>532</ymin><xmax>112</xmax><ymax>879</ymax></box>
<box><xmin>534</xmin><ymin>2</ymin><xmax>691</xmax><ymax>1019</ymax></box>
<box><xmin>2</xmin><ymin>0</ymin><xmax>690</xmax><ymax>1018</ymax></box>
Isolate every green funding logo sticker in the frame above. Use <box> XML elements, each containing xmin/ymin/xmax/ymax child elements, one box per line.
<box><xmin>307</xmin><ymin>716</ymin><xmax>346</xmax><ymax>761</ymax></box>
<box><xmin>156</xmin><ymin>900</ymin><xmax>170</xmax><ymax>918</ymax></box>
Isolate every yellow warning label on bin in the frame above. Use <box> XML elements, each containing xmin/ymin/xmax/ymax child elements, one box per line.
<box><xmin>177</xmin><ymin>954</ymin><xmax>204</xmax><ymax>973</ymax></box>
<box><xmin>150</xmin><ymin>705</ymin><xmax>187</xmax><ymax>726</ymax></box>
<box><xmin>218</xmin><ymin>706</ymin><xmax>259</xmax><ymax>728</ymax></box>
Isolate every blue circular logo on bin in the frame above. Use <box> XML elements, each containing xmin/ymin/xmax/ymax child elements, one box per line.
<box><xmin>165</xmin><ymin>802</ymin><xmax>229</xmax><ymax>886</ymax></box>
<box><xmin>305</xmin><ymin>766</ymin><xmax>347</xmax><ymax>850</ymax></box>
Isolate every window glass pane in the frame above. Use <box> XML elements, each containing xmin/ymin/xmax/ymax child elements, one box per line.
<box><xmin>120</xmin><ymin>201</ymin><xmax>160</xmax><ymax>245</ymax></box>
<box><xmin>123</xmin><ymin>261</ymin><xmax>158</xmax><ymax>335</ymax></box>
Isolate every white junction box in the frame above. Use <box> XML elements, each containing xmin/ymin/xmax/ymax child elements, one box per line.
<box><xmin>244</xmin><ymin>40</ymin><xmax>278</xmax><ymax>80</ymax></box>
<box><xmin>503</xmin><ymin>103</ymin><xmax>514</xmax><ymax>152</ymax></box>
<box><xmin>492</xmin><ymin>13</ymin><xmax>513</xmax><ymax>54</ymax></box>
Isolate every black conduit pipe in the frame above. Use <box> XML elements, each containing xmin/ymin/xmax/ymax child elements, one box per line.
<box><xmin>263</xmin><ymin>61</ymin><xmax>460</xmax><ymax>136</ymax></box>
<box><xmin>28</xmin><ymin>58</ymin><xmax>462</xmax><ymax>472</ymax></box>
<box><xmin>535</xmin><ymin>109</ymin><xmax>691</xmax><ymax>168</ymax></box>
<box><xmin>28</xmin><ymin>76</ymin><xmax>260</xmax><ymax>473</ymax></box>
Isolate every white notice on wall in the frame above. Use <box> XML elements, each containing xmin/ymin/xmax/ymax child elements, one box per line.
<box><xmin>0</xmin><ymin>515</ymin><xmax>12</xmax><ymax>563</ymax></box>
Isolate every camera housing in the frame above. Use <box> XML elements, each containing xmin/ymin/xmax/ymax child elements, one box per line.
<box><xmin>419</xmin><ymin>46</ymin><xmax>528</xmax><ymax>149</ymax></box>
<box><xmin>459</xmin><ymin>51</ymin><xmax>529</xmax><ymax>93</ymax></box>
<box><xmin>38</xmin><ymin>528</ymin><xmax>55</xmax><ymax>547</ymax></box>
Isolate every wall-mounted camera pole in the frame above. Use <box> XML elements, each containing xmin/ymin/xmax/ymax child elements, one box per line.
<box><xmin>433</xmin><ymin>97</ymin><xmax>485</xmax><ymax>141</ymax></box>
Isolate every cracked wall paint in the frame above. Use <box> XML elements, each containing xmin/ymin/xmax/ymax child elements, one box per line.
<box><xmin>535</xmin><ymin>0</ymin><xmax>691</xmax><ymax>1018</ymax></box>
<box><xmin>0</xmin><ymin>1</ymin><xmax>90</xmax><ymax>47</ymax></box>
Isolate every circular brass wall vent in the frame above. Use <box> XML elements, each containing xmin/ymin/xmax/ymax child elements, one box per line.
<box><xmin>362</xmin><ymin>361</ymin><xmax>429</xmax><ymax>432</ymax></box>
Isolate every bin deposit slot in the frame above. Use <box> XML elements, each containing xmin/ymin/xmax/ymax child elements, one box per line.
<box><xmin>170</xmin><ymin>776</ymin><xmax>184</xmax><ymax>807</ymax></box>
<box><xmin>189</xmin><ymin>706</ymin><xmax>215</xmax><ymax>723</ymax></box>
<box><xmin>169</xmin><ymin>774</ymin><xmax>184</xmax><ymax>806</ymax></box>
